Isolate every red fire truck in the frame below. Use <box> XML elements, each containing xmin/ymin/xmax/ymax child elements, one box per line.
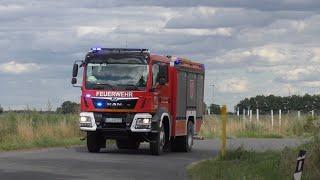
<box><xmin>71</xmin><ymin>48</ymin><xmax>205</xmax><ymax>155</ymax></box>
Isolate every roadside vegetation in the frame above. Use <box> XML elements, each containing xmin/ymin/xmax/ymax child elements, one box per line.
<box><xmin>200</xmin><ymin>114</ymin><xmax>314</xmax><ymax>138</ymax></box>
<box><xmin>0</xmin><ymin>102</ymin><xmax>83</xmax><ymax>151</ymax></box>
<box><xmin>189</xmin><ymin>116</ymin><xmax>320</xmax><ymax>180</ymax></box>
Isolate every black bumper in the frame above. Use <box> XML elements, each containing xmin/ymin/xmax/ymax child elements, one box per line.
<box><xmin>96</xmin><ymin>127</ymin><xmax>154</xmax><ymax>140</ymax></box>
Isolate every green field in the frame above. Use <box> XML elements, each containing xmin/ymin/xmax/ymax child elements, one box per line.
<box><xmin>189</xmin><ymin>116</ymin><xmax>320</xmax><ymax>180</ymax></box>
<box><xmin>0</xmin><ymin>112</ymin><xmax>83</xmax><ymax>151</ymax></box>
<box><xmin>200</xmin><ymin>114</ymin><xmax>315</xmax><ymax>139</ymax></box>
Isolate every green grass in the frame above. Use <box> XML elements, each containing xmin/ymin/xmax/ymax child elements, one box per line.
<box><xmin>188</xmin><ymin>131</ymin><xmax>320</xmax><ymax>180</ymax></box>
<box><xmin>0</xmin><ymin>112</ymin><xmax>84</xmax><ymax>151</ymax></box>
<box><xmin>235</xmin><ymin>131</ymin><xmax>283</xmax><ymax>138</ymax></box>
<box><xmin>200</xmin><ymin>114</ymin><xmax>316</xmax><ymax>139</ymax></box>
<box><xmin>188</xmin><ymin>150</ymin><xmax>282</xmax><ymax>180</ymax></box>
<box><xmin>188</xmin><ymin>147</ymin><xmax>319</xmax><ymax>180</ymax></box>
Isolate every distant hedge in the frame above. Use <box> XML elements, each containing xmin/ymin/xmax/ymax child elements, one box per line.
<box><xmin>235</xmin><ymin>94</ymin><xmax>320</xmax><ymax>114</ymax></box>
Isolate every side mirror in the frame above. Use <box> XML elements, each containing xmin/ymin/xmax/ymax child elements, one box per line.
<box><xmin>159</xmin><ymin>77</ymin><xmax>166</xmax><ymax>85</ymax></box>
<box><xmin>158</xmin><ymin>65</ymin><xmax>168</xmax><ymax>85</ymax></box>
<box><xmin>72</xmin><ymin>64</ymin><xmax>78</xmax><ymax>77</ymax></box>
<box><xmin>71</xmin><ymin>77</ymin><xmax>77</xmax><ymax>85</ymax></box>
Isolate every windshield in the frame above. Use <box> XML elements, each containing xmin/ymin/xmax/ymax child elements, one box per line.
<box><xmin>85</xmin><ymin>63</ymin><xmax>148</xmax><ymax>91</ymax></box>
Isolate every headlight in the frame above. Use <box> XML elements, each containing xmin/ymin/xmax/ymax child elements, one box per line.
<box><xmin>135</xmin><ymin>118</ymin><xmax>151</xmax><ymax>129</ymax></box>
<box><xmin>136</xmin><ymin>118</ymin><xmax>151</xmax><ymax>125</ymax></box>
<box><xmin>80</xmin><ymin>116</ymin><xmax>91</xmax><ymax>123</ymax></box>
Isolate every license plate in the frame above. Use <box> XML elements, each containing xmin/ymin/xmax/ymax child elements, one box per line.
<box><xmin>105</xmin><ymin>118</ymin><xmax>122</xmax><ymax>123</ymax></box>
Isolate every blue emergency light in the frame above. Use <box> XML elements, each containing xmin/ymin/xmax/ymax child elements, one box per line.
<box><xmin>94</xmin><ymin>100</ymin><xmax>106</xmax><ymax>108</ymax></box>
<box><xmin>89</xmin><ymin>47</ymin><xmax>102</xmax><ymax>53</ymax></box>
<box><xmin>174</xmin><ymin>59</ymin><xmax>181</xmax><ymax>65</ymax></box>
<box><xmin>201</xmin><ymin>64</ymin><xmax>205</xmax><ymax>70</ymax></box>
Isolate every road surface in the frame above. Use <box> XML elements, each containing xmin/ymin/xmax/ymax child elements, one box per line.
<box><xmin>0</xmin><ymin>138</ymin><xmax>306</xmax><ymax>180</ymax></box>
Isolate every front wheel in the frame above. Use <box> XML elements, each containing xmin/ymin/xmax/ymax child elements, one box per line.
<box><xmin>150</xmin><ymin>124</ymin><xmax>165</xmax><ymax>155</ymax></box>
<box><xmin>87</xmin><ymin>131</ymin><xmax>104</xmax><ymax>153</ymax></box>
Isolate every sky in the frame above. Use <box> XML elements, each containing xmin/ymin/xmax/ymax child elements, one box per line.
<box><xmin>0</xmin><ymin>0</ymin><xmax>320</xmax><ymax>110</ymax></box>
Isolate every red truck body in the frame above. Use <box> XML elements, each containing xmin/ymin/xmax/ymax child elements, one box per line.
<box><xmin>72</xmin><ymin>48</ymin><xmax>205</xmax><ymax>155</ymax></box>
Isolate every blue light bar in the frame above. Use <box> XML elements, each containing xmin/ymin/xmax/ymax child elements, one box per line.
<box><xmin>174</xmin><ymin>59</ymin><xmax>181</xmax><ymax>65</ymax></box>
<box><xmin>90</xmin><ymin>47</ymin><xmax>102</xmax><ymax>52</ymax></box>
<box><xmin>200</xmin><ymin>64</ymin><xmax>205</xmax><ymax>70</ymax></box>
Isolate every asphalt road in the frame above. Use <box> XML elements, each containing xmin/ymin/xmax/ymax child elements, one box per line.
<box><xmin>0</xmin><ymin>138</ymin><xmax>306</xmax><ymax>180</ymax></box>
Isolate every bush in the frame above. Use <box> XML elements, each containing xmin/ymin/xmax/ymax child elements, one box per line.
<box><xmin>56</xmin><ymin>101</ymin><xmax>79</xmax><ymax>114</ymax></box>
<box><xmin>0</xmin><ymin>105</ymin><xmax>3</xmax><ymax>114</ymax></box>
<box><xmin>303</xmin><ymin>116</ymin><xmax>317</xmax><ymax>133</ymax></box>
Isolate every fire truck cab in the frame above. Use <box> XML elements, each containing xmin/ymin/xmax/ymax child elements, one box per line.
<box><xmin>71</xmin><ymin>48</ymin><xmax>205</xmax><ymax>155</ymax></box>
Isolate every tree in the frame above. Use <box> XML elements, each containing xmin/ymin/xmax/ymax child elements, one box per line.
<box><xmin>209</xmin><ymin>104</ymin><xmax>221</xmax><ymax>114</ymax></box>
<box><xmin>0</xmin><ymin>104</ymin><xmax>3</xmax><ymax>114</ymax></box>
<box><xmin>235</xmin><ymin>94</ymin><xmax>320</xmax><ymax>114</ymax></box>
<box><xmin>56</xmin><ymin>101</ymin><xmax>80</xmax><ymax>114</ymax></box>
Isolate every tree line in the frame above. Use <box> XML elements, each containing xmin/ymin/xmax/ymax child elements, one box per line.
<box><xmin>235</xmin><ymin>94</ymin><xmax>320</xmax><ymax>114</ymax></box>
<box><xmin>0</xmin><ymin>101</ymin><xmax>80</xmax><ymax>114</ymax></box>
<box><xmin>0</xmin><ymin>104</ymin><xmax>3</xmax><ymax>114</ymax></box>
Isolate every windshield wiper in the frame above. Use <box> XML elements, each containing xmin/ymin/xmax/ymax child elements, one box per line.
<box><xmin>92</xmin><ymin>83</ymin><xmax>115</xmax><ymax>90</ymax></box>
<box><xmin>116</xmin><ymin>84</ymin><xmax>139</xmax><ymax>90</ymax></box>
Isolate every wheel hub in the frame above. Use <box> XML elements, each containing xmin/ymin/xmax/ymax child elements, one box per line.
<box><xmin>160</xmin><ymin>129</ymin><xmax>165</xmax><ymax>147</ymax></box>
<box><xmin>188</xmin><ymin>129</ymin><xmax>193</xmax><ymax>146</ymax></box>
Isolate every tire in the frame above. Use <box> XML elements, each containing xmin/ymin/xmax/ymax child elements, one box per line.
<box><xmin>150</xmin><ymin>124</ymin><xmax>165</xmax><ymax>155</ymax></box>
<box><xmin>87</xmin><ymin>131</ymin><xmax>104</xmax><ymax>153</ymax></box>
<box><xmin>171</xmin><ymin>121</ymin><xmax>194</xmax><ymax>152</ymax></box>
<box><xmin>116</xmin><ymin>139</ymin><xmax>140</xmax><ymax>150</ymax></box>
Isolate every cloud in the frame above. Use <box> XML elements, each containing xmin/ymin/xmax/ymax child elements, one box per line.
<box><xmin>216</xmin><ymin>78</ymin><xmax>249</xmax><ymax>93</ymax></box>
<box><xmin>0</xmin><ymin>0</ymin><xmax>319</xmax><ymax>110</ymax></box>
<box><xmin>207</xmin><ymin>44</ymin><xmax>294</xmax><ymax>70</ymax></box>
<box><xmin>274</xmin><ymin>66</ymin><xmax>320</xmax><ymax>82</ymax></box>
<box><xmin>76</xmin><ymin>26</ymin><xmax>117</xmax><ymax>37</ymax></box>
<box><xmin>0</xmin><ymin>61</ymin><xmax>40</xmax><ymax>74</ymax></box>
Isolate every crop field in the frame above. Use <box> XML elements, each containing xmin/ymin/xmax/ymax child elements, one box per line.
<box><xmin>0</xmin><ymin>112</ymin><xmax>83</xmax><ymax>151</ymax></box>
<box><xmin>200</xmin><ymin>113</ymin><xmax>315</xmax><ymax>138</ymax></box>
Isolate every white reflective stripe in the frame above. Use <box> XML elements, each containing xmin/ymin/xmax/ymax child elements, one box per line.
<box><xmin>297</xmin><ymin>156</ymin><xmax>306</xmax><ymax>161</ymax></box>
<box><xmin>130</xmin><ymin>113</ymin><xmax>152</xmax><ymax>132</ymax></box>
<box><xmin>79</xmin><ymin>112</ymin><xmax>97</xmax><ymax>131</ymax></box>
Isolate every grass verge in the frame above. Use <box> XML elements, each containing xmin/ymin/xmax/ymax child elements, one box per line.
<box><xmin>0</xmin><ymin>112</ymin><xmax>84</xmax><ymax>151</ymax></box>
<box><xmin>200</xmin><ymin>115</ymin><xmax>315</xmax><ymax>139</ymax></box>
<box><xmin>188</xmin><ymin>134</ymin><xmax>320</xmax><ymax>180</ymax></box>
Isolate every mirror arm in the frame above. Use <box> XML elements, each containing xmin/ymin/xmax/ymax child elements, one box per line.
<box><xmin>73</xmin><ymin>84</ymin><xmax>82</xmax><ymax>88</ymax></box>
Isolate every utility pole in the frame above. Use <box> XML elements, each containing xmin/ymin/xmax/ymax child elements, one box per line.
<box><xmin>211</xmin><ymin>84</ymin><xmax>215</xmax><ymax>105</ymax></box>
<box><xmin>211</xmin><ymin>84</ymin><xmax>215</xmax><ymax>114</ymax></box>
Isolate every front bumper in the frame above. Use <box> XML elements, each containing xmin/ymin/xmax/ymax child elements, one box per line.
<box><xmin>79</xmin><ymin>112</ymin><xmax>153</xmax><ymax>133</ymax></box>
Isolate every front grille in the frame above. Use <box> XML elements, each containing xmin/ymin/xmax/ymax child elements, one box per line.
<box><xmin>92</xmin><ymin>98</ymin><xmax>137</xmax><ymax>109</ymax></box>
<box><xmin>94</xmin><ymin>113</ymin><xmax>134</xmax><ymax>129</ymax></box>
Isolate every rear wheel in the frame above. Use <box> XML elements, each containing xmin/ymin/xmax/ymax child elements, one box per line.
<box><xmin>116</xmin><ymin>139</ymin><xmax>140</xmax><ymax>150</ymax></box>
<box><xmin>87</xmin><ymin>131</ymin><xmax>104</xmax><ymax>153</ymax></box>
<box><xmin>150</xmin><ymin>124</ymin><xmax>165</xmax><ymax>155</ymax></box>
<box><xmin>171</xmin><ymin>121</ymin><xmax>194</xmax><ymax>152</ymax></box>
